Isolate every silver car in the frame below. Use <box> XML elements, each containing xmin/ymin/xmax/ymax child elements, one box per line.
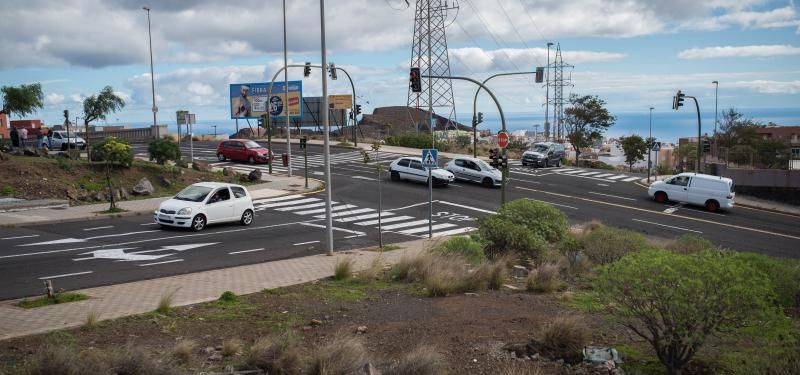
<box><xmin>444</xmin><ymin>156</ymin><xmax>502</xmax><ymax>188</ymax></box>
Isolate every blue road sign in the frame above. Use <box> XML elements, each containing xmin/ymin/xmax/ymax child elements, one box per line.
<box><xmin>421</xmin><ymin>149</ymin><xmax>438</xmax><ymax>168</ymax></box>
<box><xmin>652</xmin><ymin>142</ymin><xmax>661</xmax><ymax>152</ymax></box>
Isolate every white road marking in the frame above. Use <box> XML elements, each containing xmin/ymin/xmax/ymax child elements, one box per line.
<box><xmin>632</xmin><ymin>219</ymin><xmax>703</xmax><ymax>233</ymax></box>
<box><xmin>524</xmin><ymin>198</ymin><xmax>579</xmax><ymax>210</ymax></box>
<box><xmin>295</xmin><ymin>204</ymin><xmax>358</xmax><ymax>215</ymax></box>
<box><xmin>83</xmin><ymin>226</ymin><xmax>114</xmax><ymax>231</ymax></box>
<box><xmin>560</xmin><ymin>170</ymin><xmax>584</xmax><ymax>174</ymax></box>
<box><xmin>293</xmin><ymin>240</ymin><xmax>320</xmax><ymax>246</ymax></box>
<box><xmin>313</xmin><ymin>208</ymin><xmax>374</xmax><ymax>219</ymax></box>
<box><xmin>622</xmin><ymin>177</ymin><xmax>640</xmax><ymax>182</ymax></box>
<box><xmin>437</xmin><ymin>200</ymin><xmax>497</xmax><ymax>214</ymax></box>
<box><xmin>508</xmin><ymin>178</ymin><xmax>541</xmax><ymax>184</ymax></box>
<box><xmin>588</xmin><ymin>191</ymin><xmax>636</xmax><ymax>201</ymax></box>
<box><xmin>344</xmin><ymin>234</ymin><xmax>365</xmax><ymax>238</ymax></box>
<box><xmin>606</xmin><ymin>175</ymin><xmax>628</xmax><ymax>180</ymax></box>
<box><xmin>385</xmin><ymin>201</ymin><xmax>430</xmax><ymax>211</ymax></box>
<box><xmin>579</xmin><ymin>171</ymin><xmax>601</xmax><ymax>176</ymax></box>
<box><xmin>139</xmin><ymin>259</ymin><xmax>184</xmax><ymax>267</ymax></box>
<box><xmin>38</xmin><ymin>271</ymin><xmax>93</xmax><ymax>280</ymax></box>
<box><xmin>353</xmin><ymin>215</ymin><xmax>415</xmax><ymax>226</ymax></box>
<box><xmin>351</xmin><ymin>176</ymin><xmax>376</xmax><ymax>181</ymax></box>
<box><xmin>300</xmin><ymin>222</ymin><xmax>366</xmax><ymax>235</ymax></box>
<box><xmin>229</xmin><ymin>248</ymin><xmax>266</xmax><ymax>255</ymax></box>
<box><xmin>593</xmin><ymin>173</ymin><xmax>614</xmax><ymax>178</ymax></box>
<box><xmin>381</xmin><ymin>220</ymin><xmax>431</xmax><ymax>230</ymax></box>
<box><xmin>19</xmin><ymin>238</ymin><xmax>86</xmax><ymax>246</ymax></box>
<box><xmin>336</xmin><ymin>212</ymin><xmax>395</xmax><ymax>222</ymax></box>
<box><xmin>1</xmin><ymin>234</ymin><xmax>40</xmax><ymax>240</ymax></box>
<box><xmin>433</xmin><ymin>227</ymin><xmax>477</xmax><ymax>237</ymax></box>
<box><xmin>597</xmin><ymin>183</ymin><xmax>609</xmax><ymax>187</ymax></box>
<box><xmin>312</xmin><ymin>171</ymin><xmax>324</xmax><ymax>175</ymax></box>
<box><xmin>254</xmin><ymin>194</ymin><xmax>305</xmax><ymax>203</ymax></box>
<box><xmin>275</xmin><ymin>201</ymin><xmax>332</xmax><ymax>211</ymax></box>
<box><xmin>259</xmin><ymin>198</ymin><xmax>320</xmax><ymax>208</ymax></box>
<box><xmin>140</xmin><ymin>223</ymin><xmax>158</xmax><ymax>226</ymax></box>
<box><xmin>161</xmin><ymin>243</ymin><xmax>219</xmax><ymax>251</ymax></box>
<box><xmin>399</xmin><ymin>223</ymin><xmax>457</xmax><ymax>234</ymax></box>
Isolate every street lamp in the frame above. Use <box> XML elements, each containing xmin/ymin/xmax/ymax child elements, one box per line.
<box><xmin>712</xmin><ymin>81</ymin><xmax>719</xmax><ymax>135</ymax></box>
<box><xmin>142</xmin><ymin>6</ymin><xmax>157</xmax><ymax>128</ymax></box>
<box><xmin>545</xmin><ymin>42</ymin><xmax>553</xmax><ymax>140</ymax></box>
<box><xmin>647</xmin><ymin>106</ymin><xmax>654</xmax><ymax>183</ymax></box>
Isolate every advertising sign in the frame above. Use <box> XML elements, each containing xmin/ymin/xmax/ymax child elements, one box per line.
<box><xmin>328</xmin><ymin>94</ymin><xmax>353</xmax><ymax>110</ymax></box>
<box><xmin>230</xmin><ymin>81</ymin><xmax>303</xmax><ymax>119</ymax></box>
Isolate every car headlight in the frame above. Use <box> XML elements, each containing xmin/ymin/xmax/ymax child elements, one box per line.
<box><xmin>177</xmin><ymin>208</ymin><xmax>192</xmax><ymax>215</ymax></box>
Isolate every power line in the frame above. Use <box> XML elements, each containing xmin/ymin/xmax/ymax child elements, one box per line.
<box><xmin>462</xmin><ymin>0</ymin><xmax>523</xmax><ymax>72</ymax></box>
<box><xmin>516</xmin><ymin>0</ymin><xmax>548</xmax><ymax>42</ymax></box>
<box><xmin>496</xmin><ymin>0</ymin><xmax>544</xmax><ymax>67</ymax></box>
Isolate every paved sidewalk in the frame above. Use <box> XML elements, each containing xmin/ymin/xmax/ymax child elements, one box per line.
<box><xmin>0</xmin><ymin>175</ymin><xmax>322</xmax><ymax>227</ymax></box>
<box><xmin>0</xmin><ymin>239</ymin><xmax>430</xmax><ymax>341</ymax></box>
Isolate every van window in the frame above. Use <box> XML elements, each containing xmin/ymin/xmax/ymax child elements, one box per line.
<box><xmin>398</xmin><ymin>159</ymin><xmax>410</xmax><ymax>167</ymax></box>
<box><xmin>230</xmin><ymin>186</ymin><xmax>247</xmax><ymax>198</ymax></box>
<box><xmin>669</xmin><ymin>176</ymin><xmax>691</xmax><ymax>186</ymax></box>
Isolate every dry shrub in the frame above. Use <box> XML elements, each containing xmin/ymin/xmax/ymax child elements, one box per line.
<box><xmin>333</xmin><ymin>257</ymin><xmax>355</xmax><ymax>281</ymax></box>
<box><xmin>540</xmin><ymin>316</ymin><xmax>588</xmax><ymax>364</ymax></box>
<box><xmin>580</xmin><ymin>219</ymin><xmax>604</xmax><ymax>234</ymax></box>
<box><xmin>385</xmin><ymin>345</ymin><xmax>446</xmax><ymax>375</ymax></box>
<box><xmin>155</xmin><ymin>290</ymin><xmax>175</xmax><ymax>314</ymax></box>
<box><xmin>307</xmin><ymin>335</ymin><xmax>368</xmax><ymax>375</ymax></box>
<box><xmin>526</xmin><ymin>263</ymin><xmax>566</xmax><ymax>293</ymax></box>
<box><xmin>247</xmin><ymin>336</ymin><xmax>303</xmax><ymax>375</ymax></box>
<box><xmin>496</xmin><ymin>362</ymin><xmax>545</xmax><ymax>375</ymax></box>
<box><xmin>356</xmin><ymin>255</ymin><xmax>384</xmax><ymax>283</ymax></box>
<box><xmin>472</xmin><ymin>257</ymin><xmax>510</xmax><ymax>290</ymax></box>
<box><xmin>392</xmin><ymin>252</ymin><xmax>435</xmax><ymax>282</ymax></box>
<box><xmin>109</xmin><ymin>347</ymin><xmax>174</xmax><ymax>375</ymax></box>
<box><xmin>172</xmin><ymin>339</ymin><xmax>195</xmax><ymax>365</ymax></box>
<box><xmin>421</xmin><ymin>254</ymin><xmax>473</xmax><ymax>296</ymax></box>
<box><xmin>26</xmin><ymin>345</ymin><xmax>76</xmax><ymax>375</ymax></box>
<box><xmin>222</xmin><ymin>338</ymin><xmax>243</xmax><ymax>358</ymax></box>
<box><xmin>581</xmin><ymin>224</ymin><xmax>648</xmax><ymax>265</ymax></box>
<box><xmin>84</xmin><ymin>310</ymin><xmax>99</xmax><ymax>328</ymax></box>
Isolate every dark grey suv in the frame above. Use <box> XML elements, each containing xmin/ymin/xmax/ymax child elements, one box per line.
<box><xmin>521</xmin><ymin>142</ymin><xmax>566</xmax><ymax>167</ymax></box>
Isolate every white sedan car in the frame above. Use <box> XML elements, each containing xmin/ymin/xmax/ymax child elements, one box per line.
<box><xmin>154</xmin><ymin>182</ymin><xmax>255</xmax><ymax>231</ymax></box>
<box><xmin>388</xmin><ymin>156</ymin><xmax>455</xmax><ymax>187</ymax></box>
<box><xmin>444</xmin><ymin>156</ymin><xmax>502</xmax><ymax>187</ymax></box>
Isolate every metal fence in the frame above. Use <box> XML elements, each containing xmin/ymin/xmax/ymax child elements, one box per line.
<box><xmin>715</xmin><ymin>146</ymin><xmax>798</xmax><ymax>170</ymax></box>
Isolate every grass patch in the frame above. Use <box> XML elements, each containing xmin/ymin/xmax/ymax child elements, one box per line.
<box><xmin>302</xmin><ymin>278</ymin><xmax>397</xmax><ymax>303</ymax></box>
<box><xmin>559</xmin><ymin>290</ymin><xmax>604</xmax><ymax>312</ymax></box>
<box><xmin>155</xmin><ymin>290</ymin><xmax>175</xmax><ymax>314</ymax></box>
<box><xmin>0</xmin><ymin>185</ymin><xmax>17</xmax><ymax>196</ymax></box>
<box><xmin>333</xmin><ymin>257</ymin><xmax>355</xmax><ymax>281</ymax></box>
<box><xmin>172</xmin><ymin>339</ymin><xmax>196</xmax><ymax>365</ymax></box>
<box><xmin>218</xmin><ymin>290</ymin><xmax>238</xmax><ymax>303</ymax></box>
<box><xmin>385</xmin><ymin>345</ymin><xmax>446</xmax><ymax>375</ymax></box>
<box><xmin>430</xmin><ymin>236</ymin><xmax>485</xmax><ymax>265</ymax></box>
<box><xmin>540</xmin><ymin>316</ymin><xmax>588</xmax><ymax>364</ymax></box>
<box><xmin>526</xmin><ymin>263</ymin><xmax>566</xmax><ymax>293</ymax></box>
<box><xmin>16</xmin><ymin>292</ymin><xmax>88</xmax><ymax>309</ymax></box>
<box><xmin>258</xmin><ymin>311</ymin><xmax>304</xmax><ymax>335</ymax></box>
<box><xmin>204</xmin><ymin>300</ymin><xmax>258</xmax><ymax>321</ymax></box>
<box><xmin>84</xmin><ymin>310</ymin><xmax>100</xmax><ymax>328</ymax></box>
<box><xmin>308</xmin><ymin>335</ymin><xmax>368</xmax><ymax>375</ymax></box>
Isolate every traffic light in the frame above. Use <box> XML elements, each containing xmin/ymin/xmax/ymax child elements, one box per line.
<box><xmin>329</xmin><ymin>63</ymin><xmax>337</xmax><ymax>80</ymax></box>
<box><xmin>63</xmin><ymin>109</ymin><xmax>69</xmax><ymax>121</ymax></box>
<box><xmin>501</xmin><ymin>155</ymin><xmax>508</xmax><ymax>169</ymax></box>
<box><xmin>303</xmin><ymin>62</ymin><xmax>311</xmax><ymax>77</ymax></box>
<box><xmin>355</xmin><ymin>104</ymin><xmax>362</xmax><ymax>115</ymax></box>
<box><xmin>489</xmin><ymin>149</ymin><xmax>500</xmax><ymax>168</ymax></box>
<box><xmin>409</xmin><ymin>67</ymin><xmax>422</xmax><ymax>93</ymax></box>
<box><xmin>300</xmin><ymin>136</ymin><xmax>307</xmax><ymax>150</ymax></box>
<box><xmin>673</xmin><ymin>90</ymin><xmax>685</xmax><ymax>110</ymax></box>
<box><xmin>535</xmin><ymin>67</ymin><xmax>544</xmax><ymax>83</ymax></box>
<box><xmin>258</xmin><ymin>114</ymin><xmax>268</xmax><ymax>128</ymax></box>
<box><xmin>472</xmin><ymin>114</ymin><xmax>477</xmax><ymax>127</ymax></box>
<box><xmin>477</xmin><ymin>112</ymin><xmax>484</xmax><ymax>124</ymax></box>
<box><xmin>702</xmin><ymin>139</ymin><xmax>711</xmax><ymax>153</ymax></box>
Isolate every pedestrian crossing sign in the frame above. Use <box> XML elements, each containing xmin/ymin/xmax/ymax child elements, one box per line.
<box><xmin>421</xmin><ymin>148</ymin><xmax>438</xmax><ymax>168</ymax></box>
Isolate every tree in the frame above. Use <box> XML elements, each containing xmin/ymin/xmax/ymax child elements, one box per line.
<box><xmin>675</xmin><ymin>143</ymin><xmax>697</xmax><ymax>172</ymax></box>
<box><xmin>718</xmin><ymin>108</ymin><xmax>762</xmax><ymax>149</ymax></box>
<box><xmin>597</xmin><ymin>249</ymin><xmax>775</xmax><ymax>375</ymax></box>
<box><xmin>564</xmin><ymin>94</ymin><xmax>616</xmax><ymax>164</ymax></box>
<box><xmin>92</xmin><ymin>137</ymin><xmax>133</xmax><ymax>211</ymax></box>
<box><xmin>619</xmin><ymin>134</ymin><xmax>648</xmax><ymax>172</ymax></box>
<box><xmin>83</xmin><ymin>86</ymin><xmax>126</xmax><ymax>157</ymax></box>
<box><xmin>148</xmin><ymin>138</ymin><xmax>181</xmax><ymax>165</ymax></box>
<box><xmin>0</xmin><ymin>83</ymin><xmax>44</xmax><ymax>118</ymax></box>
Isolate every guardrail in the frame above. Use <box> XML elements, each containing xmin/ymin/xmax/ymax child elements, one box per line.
<box><xmin>81</xmin><ymin>125</ymin><xmax>167</xmax><ymax>144</ymax></box>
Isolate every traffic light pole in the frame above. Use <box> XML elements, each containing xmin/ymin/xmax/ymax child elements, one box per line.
<box><xmin>471</xmin><ymin>71</ymin><xmax>537</xmax><ymax>158</ymax></box>
<box><xmin>686</xmin><ymin>95</ymin><xmax>702</xmax><ymax>172</ymax></box>
<box><xmin>424</xmin><ymin>74</ymin><xmax>508</xmax><ymax>205</ymax></box>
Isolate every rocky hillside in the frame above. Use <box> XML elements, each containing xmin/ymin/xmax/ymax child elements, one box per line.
<box><xmin>358</xmin><ymin>106</ymin><xmax>471</xmax><ymax>137</ymax></box>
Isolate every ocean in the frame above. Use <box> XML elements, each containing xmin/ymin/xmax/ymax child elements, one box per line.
<box><xmin>118</xmin><ymin>107</ymin><xmax>799</xmax><ymax>144</ymax></box>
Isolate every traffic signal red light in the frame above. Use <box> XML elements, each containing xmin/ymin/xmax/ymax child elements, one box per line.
<box><xmin>410</xmin><ymin>67</ymin><xmax>422</xmax><ymax>93</ymax></box>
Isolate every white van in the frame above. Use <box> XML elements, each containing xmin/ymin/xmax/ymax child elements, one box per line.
<box><xmin>648</xmin><ymin>173</ymin><xmax>735</xmax><ymax>212</ymax></box>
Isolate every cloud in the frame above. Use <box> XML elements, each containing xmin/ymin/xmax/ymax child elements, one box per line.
<box><xmin>449</xmin><ymin>47</ymin><xmax>625</xmax><ymax>74</ymax></box>
<box><xmin>677</xmin><ymin>44</ymin><xmax>800</xmax><ymax>59</ymax></box>
<box><xmin>680</xmin><ymin>5</ymin><xmax>800</xmax><ymax>31</ymax></box>
<box><xmin>728</xmin><ymin>80</ymin><xmax>800</xmax><ymax>94</ymax></box>
<box><xmin>44</xmin><ymin>93</ymin><xmax>65</xmax><ymax>105</ymax></box>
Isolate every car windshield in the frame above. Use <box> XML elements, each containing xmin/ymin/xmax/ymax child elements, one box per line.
<box><xmin>530</xmin><ymin>144</ymin><xmax>549</xmax><ymax>152</ymax></box>
<box><xmin>244</xmin><ymin>140</ymin><xmax>262</xmax><ymax>149</ymax></box>
<box><xmin>475</xmin><ymin>160</ymin><xmax>493</xmax><ymax>171</ymax></box>
<box><xmin>174</xmin><ymin>185</ymin><xmax>213</xmax><ymax>202</ymax></box>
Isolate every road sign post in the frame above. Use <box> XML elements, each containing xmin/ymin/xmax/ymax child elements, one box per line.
<box><xmin>301</xmin><ymin>136</ymin><xmax>308</xmax><ymax>188</ymax></box>
<box><xmin>497</xmin><ymin>131</ymin><xmax>509</xmax><ymax>205</ymax></box>
<box><xmin>422</xmin><ymin>148</ymin><xmax>438</xmax><ymax>238</ymax></box>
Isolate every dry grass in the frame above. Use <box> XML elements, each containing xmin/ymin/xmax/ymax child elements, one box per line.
<box><xmin>246</xmin><ymin>335</ymin><xmax>303</xmax><ymax>374</ymax></box>
<box><xmin>356</xmin><ymin>255</ymin><xmax>384</xmax><ymax>283</ymax></box>
<box><xmin>222</xmin><ymin>338</ymin><xmax>243</xmax><ymax>358</ymax></box>
<box><xmin>526</xmin><ymin>263</ymin><xmax>566</xmax><ymax>293</ymax></box>
<box><xmin>172</xmin><ymin>339</ymin><xmax>195</xmax><ymax>365</ymax></box>
<box><xmin>540</xmin><ymin>316</ymin><xmax>589</xmax><ymax>364</ymax></box>
<box><xmin>307</xmin><ymin>334</ymin><xmax>368</xmax><ymax>375</ymax></box>
<box><xmin>155</xmin><ymin>290</ymin><xmax>176</xmax><ymax>314</ymax></box>
<box><xmin>333</xmin><ymin>257</ymin><xmax>355</xmax><ymax>281</ymax></box>
<box><xmin>84</xmin><ymin>310</ymin><xmax>99</xmax><ymax>328</ymax></box>
<box><xmin>26</xmin><ymin>345</ymin><xmax>75</xmax><ymax>375</ymax></box>
<box><xmin>421</xmin><ymin>254</ymin><xmax>473</xmax><ymax>296</ymax></box>
<box><xmin>473</xmin><ymin>257</ymin><xmax>510</xmax><ymax>290</ymax></box>
<box><xmin>108</xmin><ymin>346</ymin><xmax>174</xmax><ymax>375</ymax></box>
<box><xmin>391</xmin><ymin>252</ymin><xmax>434</xmax><ymax>282</ymax></box>
<box><xmin>496</xmin><ymin>362</ymin><xmax>545</xmax><ymax>375</ymax></box>
<box><xmin>385</xmin><ymin>345</ymin><xmax>446</xmax><ymax>375</ymax></box>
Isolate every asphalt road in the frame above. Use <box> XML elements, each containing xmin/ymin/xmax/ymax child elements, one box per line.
<box><xmin>0</xmin><ymin>141</ymin><xmax>797</xmax><ymax>299</ymax></box>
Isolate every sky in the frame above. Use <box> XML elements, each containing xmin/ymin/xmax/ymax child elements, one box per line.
<box><xmin>1</xmin><ymin>0</ymin><xmax>798</xmax><ymax>139</ymax></box>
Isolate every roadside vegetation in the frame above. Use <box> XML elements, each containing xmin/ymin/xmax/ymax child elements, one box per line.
<box><xmin>3</xmin><ymin>199</ymin><xmax>798</xmax><ymax>374</ymax></box>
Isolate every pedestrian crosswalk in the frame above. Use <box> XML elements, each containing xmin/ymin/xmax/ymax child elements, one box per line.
<box><xmin>208</xmin><ymin>150</ymin><xmax>411</xmax><ymax>177</ymax></box>
<box><xmin>253</xmin><ymin>194</ymin><xmax>477</xmax><ymax>239</ymax></box>
<box><xmin>509</xmin><ymin>165</ymin><xmax>641</xmax><ymax>183</ymax></box>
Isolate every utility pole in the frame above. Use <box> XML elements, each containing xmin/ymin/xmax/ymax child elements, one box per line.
<box><xmin>647</xmin><ymin>107</ymin><xmax>653</xmax><ymax>183</ymax></box>
<box><xmin>283</xmin><ymin>0</ymin><xmax>292</xmax><ymax>177</ymax></box>
<box><xmin>142</xmin><ymin>7</ymin><xmax>157</xmax><ymax>128</ymax></box>
<box><xmin>427</xmin><ymin>0</ymin><xmax>433</xmax><ymax>239</ymax></box>
<box><xmin>544</xmin><ymin>42</ymin><xmax>553</xmax><ymax>140</ymax></box>
<box><xmin>712</xmin><ymin>80</ymin><xmax>719</xmax><ymax>158</ymax></box>
<box><xmin>319</xmin><ymin>0</ymin><xmax>333</xmax><ymax>256</ymax></box>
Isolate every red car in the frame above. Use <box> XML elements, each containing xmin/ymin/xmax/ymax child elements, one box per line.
<box><xmin>216</xmin><ymin>139</ymin><xmax>274</xmax><ymax>164</ymax></box>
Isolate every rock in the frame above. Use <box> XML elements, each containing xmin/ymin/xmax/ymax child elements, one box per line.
<box><xmin>222</xmin><ymin>167</ymin><xmax>234</xmax><ymax>176</ymax></box>
<box><xmin>23</xmin><ymin>147</ymin><xmax>37</xmax><ymax>156</ymax></box>
<box><xmin>132</xmin><ymin>177</ymin><xmax>155</xmax><ymax>195</ymax></box>
<box><xmin>120</xmin><ymin>188</ymin><xmax>130</xmax><ymax>201</ymax></box>
<box><xmin>512</xmin><ymin>265</ymin><xmax>529</xmax><ymax>278</ymax></box>
<box><xmin>248</xmin><ymin>169</ymin><xmax>262</xmax><ymax>182</ymax></box>
<box><xmin>208</xmin><ymin>352</ymin><xmax>223</xmax><ymax>362</ymax></box>
<box><xmin>66</xmin><ymin>189</ymin><xmax>79</xmax><ymax>201</ymax></box>
<box><xmin>112</xmin><ymin>188</ymin><xmax>121</xmax><ymax>201</ymax></box>
<box><xmin>192</xmin><ymin>160</ymin><xmax>211</xmax><ymax>172</ymax></box>
<box><xmin>310</xmin><ymin>319</ymin><xmax>323</xmax><ymax>326</ymax></box>
<box><xmin>503</xmin><ymin>284</ymin><xmax>520</xmax><ymax>291</ymax></box>
<box><xmin>223</xmin><ymin>365</ymin><xmax>235</xmax><ymax>374</ymax></box>
<box><xmin>360</xmin><ymin>362</ymin><xmax>380</xmax><ymax>375</ymax></box>
<box><xmin>302</xmin><ymin>326</ymin><xmax>313</xmax><ymax>331</ymax></box>
<box><xmin>356</xmin><ymin>325</ymin><xmax>368</xmax><ymax>334</ymax></box>
<box><xmin>204</xmin><ymin>347</ymin><xmax>215</xmax><ymax>355</ymax></box>
<box><xmin>158</xmin><ymin>176</ymin><xmax>172</xmax><ymax>187</ymax></box>
<box><xmin>0</xmin><ymin>144</ymin><xmax>10</xmax><ymax>153</ymax></box>
<box><xmin>94</xmin><ymin>191</ymin><xmax>105</xmax><ymax>202</ymax></box>
<box><xmin>583</xmin><ymin>346</ymin><xmax>621</xmax><ymax>366</ymax></box>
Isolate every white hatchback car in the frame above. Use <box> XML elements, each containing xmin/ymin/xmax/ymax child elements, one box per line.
<box><xmin>155</xmin><ymin>182</ymin><xmax>255</xmax><ymax>231</ymax></box>
<box><xmin>444</xmin><ymin>156</ymin><xmax>502</xmax><ymax>187</ymax></box>
<box><xmin>389</xmin><ymin>157</ymin><xmax>455</xmax><ymax>187</ymax></box>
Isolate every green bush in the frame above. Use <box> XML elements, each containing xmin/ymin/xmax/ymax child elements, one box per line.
<box><xmin>729</xmin><ymin>252</ymin><xmax>800</xmax><ymax>310</ymax></box>
<box><xmin>666</xmin><ymin>234</ymin><xmax>716</xmax><ymax>255</ymax></box>
<box><xmin>506</xmin><ymin>140</ymin><xmax>529</xmax><ymax>153</ymax></box>
<box><xmin>495</xmin><ymin>199</ymin><xmax>569</xmax><ymax>243</ymax></box>
<box><xmin>596</xmin><ymin>249</ymin><xmax>776</xmax><ymax>375</ymax></box>
<box><xmin>218</xmin><ymin>291</ymin><xmax>238</xmax><ymax>303</ymax></box>
<box><xmin>478</xmin><ymin>215</ymin><xmax>547</xmax><ymax>259</ymax></box>
<box><xmin>582</xmin><ymin>224</ymin><xmax>648</xmax><ymax>264</ymax></box>
<box><xmin>655</xmin><ymin>163</ymin><xmax>672</xmax><ymax>175</ymax></box>
<box><xmin>147</xmin><ymin>138</ymin><xmax>181</xmax><ymax>165</ymax></box>
<box><xmin>385</xmin><ymin>133</ymin><xmax>449</xmax><ymax>151</ymax></box>
<box><xmin>91</xmin><ymin>137</ymin><xmax>133</xmax><ymax>167</ymax></box>
<box><xmin>430</xmin><ymin>236</ymin><xmax>485</xmax><ymax>265</ymax></box>
<box><xmin>557</xmin><ymin>233</ymin><xmax>584</xmax><ymax>267</ymax></box>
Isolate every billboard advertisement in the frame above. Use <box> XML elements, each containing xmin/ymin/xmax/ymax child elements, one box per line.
<box><xmin>229</xmin><ymin>81</ymin><xmax>303</xmax><ymax>119</ymax></box>
<box><xmin>328</xmin><ymin>94</ymin><xmax>353</xmax><ymax>109</ymax></box>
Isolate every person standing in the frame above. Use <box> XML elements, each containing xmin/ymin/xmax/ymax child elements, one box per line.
<box><xmin>35</xmin><ymin>127</ymin><xmax>43</xmax><ymax>149</ymax></box>
<box><xmin>46</xmin><ymin>128</ymin><xmax>53</xmax><ymax>149</ymax></box>
<box><xmin>19</xmin><ymin>127</ymin><xmax>28</xmax><ymax>148</ymax></box>
<box><xmin>10</xmin><ymin>126</ymin><xmax>19</xmax><ymax>150</ymax></box>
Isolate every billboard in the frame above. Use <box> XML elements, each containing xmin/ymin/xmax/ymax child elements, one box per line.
<box><xmin>328</xmin><ymin>94</ymin><xmax>353</xmax><ymax>110</ymax></box>
<box><xmin>230</xmin><ymin>81</ymin><xmax>303</xmax><ymax>119</ymax></box>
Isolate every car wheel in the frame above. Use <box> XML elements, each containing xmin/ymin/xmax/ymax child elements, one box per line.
<box><xmin>191</xmin><ymin>214</ymin><xmax>207</xmax><ymax>232</ymax></box>
<box><xmin>217</xmin><ymin>153</ymin><xmax>226</xmax><ymax>161</ymax></box>
<box><xmin>521</xmin><ymin>161</ymin><xmax>527</xmax><ymax>166</ymax></box>
<box><xmin>544</xmin><ymin>159</ymin><xmax>549</xmax><ymax>168</ymax></box>
<box><xmin>705</xmin><ymin>199</ymin><xmax>720</xmax><ymax>212</ymax></box>
<box><xmin>654</xmin><ymin>191</ymin><xmax>668</xmax><ymax>203</ymax></box>
<box><xmin>248</xmin><ymin>156</ymin><xmax>255</xmax><ymax>164</ymax></box>
<box><xmin>482</xmin><ymin>177</ymin><xmax>494</xmax><ymax>188</ymax></box>
<box><xmin>556</xmin><ymin>159</ymin><xmax>561</xmax><ymax>167</ymax></box>
<box><xmin>390</xmin><ymin>171</ymin><xmax>400</xmax><ymax>181</ymax></box>
<box><xmin>240</xmin><ymin>209</ymin><xmax>254</xmax><ymax>225</ymax></box>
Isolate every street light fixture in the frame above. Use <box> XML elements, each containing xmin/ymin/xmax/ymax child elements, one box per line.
<box><xmin>143</xmin><ymin>6</ymin><xmax>157</xmax><ymax>128</ymax></box>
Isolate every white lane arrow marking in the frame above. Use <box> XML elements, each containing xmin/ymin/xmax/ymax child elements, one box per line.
<box><xmin>73</xmin><ymin>243</ymin><xmax>218</xmax><ymax>262</ymax></box>
<box><xmin>20</xmin><ymin>238</ymin><xmax>87</xmax><ymax>246</ymax></box>
<box><xmin>161</xmin><ymin>243</ymin><xmax>219</xmax><ymax>251</ymax></box>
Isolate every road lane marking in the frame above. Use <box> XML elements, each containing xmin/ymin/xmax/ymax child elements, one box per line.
<box><xmin>38</xmin><ymin>271</ymin><xmax>93</xmax><ymax>280</ymax></box>
<box><xmin>313</xmin><ymin>208</ymin><xmax>374</xmax><ymax>219</ymax></box>
<box><xmin>254</xmin><ymin>194</ymin><xmax>305</xmax><ymax>203</ymax></box>
<box><xmin>509</xmin><ymin>178</ymin><xmax>541</xmax><ymax>184</ymax></box>
<box><xmin>606</xmin><ymin>175</ymin><xmax>628</xmax><ymax>180</ymax></box>
<box><xmin>336</xmin><ymin>212</ymin><xmax>396</xmax><ymax>222</ymax></box>
<box><xmin>437</xmin><ymin>200</ymin><xmax>497</xmax><ymax>214</ymax></box>
<box><xmin>139</xmin><ymin>259</ymin><xmax>184</xmax><ymax>267</ymax></box>
<box><xmin>300</xmin><ymin>223</ymin><xmax>366</xmax><ymax>235</ymax></box>
<box><xmin>381</xmin><ymin>220</ymin><xmax>432</xmax><ymax>230</ymax></box>
<box><xmin>140</xmin><ymin>223</ymin><xmax>158</xmax><ymax>226</ymax></box>
<box><xmin>398</xmin><ymin>223</ymin><xmax>457</xmax><ymax>234</ymax></box>
<box><xmin>83</xmin><ymin>226</ymin><xmax>114</xmax><ymax>231</ymax></box>
<box><xmin>622</xmin><ymin>177</ymin><xmax>640</xmax><ymax>182</ymax></box>
<box><xmin>295</xmin><ymin>204</ymin><xmax>358</xmax><ymax>215</ymax></box>
<box><xmin>229</xmin><ymin>248</ymin><xmax>266</xmax><ymax>255</ymax></box>
<box><xmin>294</xmin><ymin>241</ymin><xmax>320</xmax><ymax>246</ymax></box>
<box><xmin>597</xmin><ymin>183</ymin><xmax>609</xmax><ymax>187</ymax></box>
<box><xmin>259</xmin><ymin>198</ymin><xmax>320</xmax><ymax>208</ymax></box>
<box><xmin>1</xmin><ymin>235</ymin><xmax>40</xmax><ymax>240</ymax></box>
<box><xmin>344</xmin><ymin>234</ymin><xmax>365</xmax><ymax>238</ymax></box>
<box><xmin>632</xmin><ymin>219</ymin><xmax>703</xmax><ymax>233</ymax></box>
<box><xmin>354</xmin><ymin>216</ymin><xmax>415</xmax><ymax>226</ymax></box>
<box><xmin>588</xmin><ymin>191</ymin><xmax>636</xmax><ymax>201</ymax></box>
<box><xmin>515</xmin><ymin>186</ymin><xmax>800</xmax><ymax>241</ymax></box>
<box><xmin>385</xmin><ymin>201</ymin><xmax>431</xmax><ymax>211</ymax></box>
<box><xmin>593</xmin><ymin>173</ymin><xmax>614</xmax><ymax>178</ymax></box>
<box><xmin>555</xmin><ymin>172</ymin><xmax>620</xmax><ymax>183</ymax></box>
<box><xmin>275</xmin><ymin>201</ymin><xmax>332</xmax><ymax>211</ymax></box>
<box><xmin>560</xmin><ymin>170</ymin><xmax>584</xmax><ymax>174</ymax></box>
<box><xmin>579</xmin><ymin>171</ymin><xmax>601</xmax><ymax>176</ymax></box>
<box><xmin>432</xmin><ymin>227</ymin><xmax>477</xmax><ymax>237</ymax></box>
<box><xmin>524</xmin><ymin>198</ymin><xmax>579</xmax><ymax>210</ymax></box>
<box><xmin>351</xmin><ymin>175</ymin><xmax>376</xmax><ymax>181</ymax></box>
<box><xmin>0</xmin><ymin>220</ymin><xmax>323</xmax><ymax>260</ymax></box>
